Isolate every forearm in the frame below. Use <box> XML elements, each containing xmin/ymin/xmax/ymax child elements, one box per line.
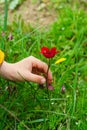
<box><xmin>0</xmin><ymin>60</ymin><xmax>25</xmax><ymax>81</ymax></box>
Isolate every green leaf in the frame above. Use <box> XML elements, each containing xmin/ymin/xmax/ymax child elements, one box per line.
<box><xmin>9</xmin><ymin>0</ymin><xmax>22</xmax><ymax>10</ymax></box>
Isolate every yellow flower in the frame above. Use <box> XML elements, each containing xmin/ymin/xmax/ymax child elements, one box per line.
<box><xmin>55</xmin><ymin>58</ymin><xmax>66</xmax><ymax>64</ymax></box>
<box><xmin>0</xmin><ymin>50</ymin><xmax>5</xmax><ymax>64</ymax></box>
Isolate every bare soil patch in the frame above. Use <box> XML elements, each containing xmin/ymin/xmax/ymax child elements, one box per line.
<box><xmin>8</xmin><ymin>0</ymin><xmax>57</xmax><ymax>26</ymax></box>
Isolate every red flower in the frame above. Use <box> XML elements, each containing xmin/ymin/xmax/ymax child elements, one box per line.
<box><xmin>41</xmin><ymin>47</ymin><xmax>60</xmax><ymax>58</ymax></box>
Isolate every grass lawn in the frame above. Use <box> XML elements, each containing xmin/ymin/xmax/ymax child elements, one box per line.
<box><xmin>0</xmin><ymin>1</ymin><xmax>87</xmax><ymax>130</ymax></box>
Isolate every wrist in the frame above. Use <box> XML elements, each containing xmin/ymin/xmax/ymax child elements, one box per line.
<box><xmin>0</xmin><ymin>61</ymin><xmax>21</xmax><ymax>81</ymax></box>
<box><xmin>0</xmin><ymin>61</ymin><xmax>14</xmax><ymax>81</ymax></box>
<box><xmin>0</xmin><ymin>61</ymin><xmax>8</xmax><ymax>78</ymax></box>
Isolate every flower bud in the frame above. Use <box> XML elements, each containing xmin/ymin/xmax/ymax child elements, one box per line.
<box><xmin>48</xmin><ymin>85</ymin><xmax>54</xmax><ymax>90</ymax></box>
<box><xmin>8</xmin><ymin>33</ymin><xmax>13</xmax><ymax>40</ymax></box>
<box><xmin>61</xmin><ymin>85</ymin><xmax>66</xmax><ymax>93</ymax></box>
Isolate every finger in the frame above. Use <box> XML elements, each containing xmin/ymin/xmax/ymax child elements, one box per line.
<box><xmin>47</xmin><ymin>69</ymin><xmax>52</xmax><ymax>83</ymax></box>
<box><xmin>32</xmin><ymin>57</ymin><xmax>53</xmax><ymax>81</ymax></box>
<box><xmin>25</xmin><ymin>72</ymin><xmax>46</xmax><ymax>84</ymax></box>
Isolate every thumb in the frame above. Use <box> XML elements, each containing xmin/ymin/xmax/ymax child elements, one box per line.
<box><xmin>26</xmin><ymin>72</ymin><xmax>46</xmax><ymax>84</ymax></box>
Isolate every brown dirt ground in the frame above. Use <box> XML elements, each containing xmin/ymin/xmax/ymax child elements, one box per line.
<box><xmin>8</xmin><ymin>0</ymin><xmax>57</xmax><ymax>26</ymax></box>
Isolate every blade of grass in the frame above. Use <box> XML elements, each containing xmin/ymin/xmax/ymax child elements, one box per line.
<box><xmin>0</xmin><ymin>103</ymin><xmax>30</xmax><ymax>130</ymax></box>
<box><xmin>72</xmin><ymin>29</ymin><xmax>84</xmax><ymax>116</ymax></box>
<box><xmin>15</xmin><ymin>24</ymin><xmax>47</xmax><ymax>44</ymax></box>
<box><xmin>3</xmin><ymin>0</ymin><xmax>8</xmax><ymax>31</ymax></box>
<box><xmin>28</xmin><ymin>118</ymin><xmax>48</xmax><ymax>124</ymax></box>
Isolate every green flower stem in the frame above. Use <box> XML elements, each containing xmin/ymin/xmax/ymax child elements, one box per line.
<box><xmin>46</xmin><ymin>59</ymin><xmax>50</xmax><ymax>87</ymax></box>
<box><xmin>4</xmin><ymin>0</ymin><xmax>8</xmax><ymax>31</ymax></box>
<box><xmin>46</xmin><ymin>58</ymin><xmax>51</xmax><ymax>109</ymax></box>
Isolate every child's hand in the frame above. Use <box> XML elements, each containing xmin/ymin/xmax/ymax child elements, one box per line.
<box><xmin>0</xmin><ymin>56</ymin><xmax>52</xmax><ymax>84</ymax></box>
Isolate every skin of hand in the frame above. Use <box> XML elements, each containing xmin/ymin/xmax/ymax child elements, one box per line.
<box><xmin>0</xmin><ymin>56</ymin><xmax>52</xmax><ymax>84</ymax></box>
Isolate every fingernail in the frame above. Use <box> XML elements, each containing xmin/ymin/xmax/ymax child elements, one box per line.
<box><xmin>48</xmin><ymin>79</ymin><xmax>53</xmax><ymax>84</ymax></box>
<box><xmin>41</xmin><ymin>78</ymin><xmax>46</xmax><ymax>84</ymax></box>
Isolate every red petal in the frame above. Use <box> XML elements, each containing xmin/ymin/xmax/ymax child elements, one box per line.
<box><xmin>51</xmin><ymin>47</ymin><xmax>57</xmax><ymax>52</ymax></box>
<box><xmin>41</xmin><ymin>47</ymin><xmax>49</xmax><ymax>53</ymax></box>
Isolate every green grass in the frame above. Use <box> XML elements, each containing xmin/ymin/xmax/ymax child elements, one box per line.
<box><xmin>0</xmin><ymin>1</ymin><xmax>87</xmax><ymax>130</ymax></box>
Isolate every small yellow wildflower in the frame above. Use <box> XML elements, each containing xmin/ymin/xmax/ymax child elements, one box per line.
<box><xmin>55</xmin><ymin>58</ymin><xmax>66</xmax><ymax>64</ymax></box>
<box><xmin>0</xmin><ymin>50</ymin><xmax>5</xmax><ymax>64</ymax></box>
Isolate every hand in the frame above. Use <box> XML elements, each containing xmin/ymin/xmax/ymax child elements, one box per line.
<box><xmin>0</xmin><ymin>56</ymin><xmax>52</xmax><ymax>84</ymax></box>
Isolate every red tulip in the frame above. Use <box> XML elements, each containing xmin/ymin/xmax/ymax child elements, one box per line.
<box><xmin>41</xmin><ymin>47</ymin><xmax>60</xmax><ymax>58</ymax></box>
